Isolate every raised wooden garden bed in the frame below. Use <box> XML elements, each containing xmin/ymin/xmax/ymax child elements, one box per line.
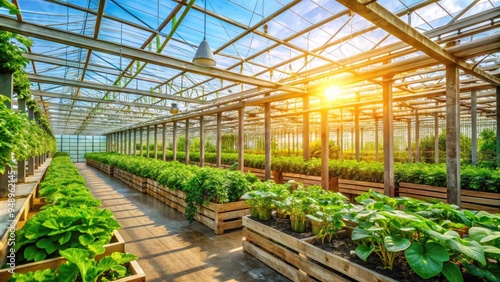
<box><xmin>398</xmin><ymin>182</ymin><xmax>500</xmax><ymax>213</ymax></box>
<box><xmin>242</xmin><ymin>216</ymin><xmax>396</xmax><ymax>282</ymax></box>
<box><xmin>0</xmin><ymin>258</ymin><xmax>144</xmax><ymax>282</ymax></box>
<box><xmin>114</xmin><ymin>169</ymin><xmax>147</xmax><ymax>193</ymax></box>
<box><xmin>0</xmin><ymin>230</ymin><xmax>127</xmax><ymax>281</ymax></box>
<box><xmin>147</xmin><ymin>179</ymin><xmax>249</xmax><ymax>234</ymax></box>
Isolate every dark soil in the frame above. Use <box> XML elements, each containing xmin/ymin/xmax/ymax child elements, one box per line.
<box><xmin>251</xmin><ymin>213</ymin><xmax>482</xmax><ymax>282</ymax></box>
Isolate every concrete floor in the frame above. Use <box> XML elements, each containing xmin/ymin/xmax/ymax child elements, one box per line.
<box><xmin>76</xmin><ymin>163</ymin><xmax>290</xmax><ymax>282</ymax></box>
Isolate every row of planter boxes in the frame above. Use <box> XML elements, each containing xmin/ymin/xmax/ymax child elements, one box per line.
<box><xmin>242</xmin><ymin>216</ymin><xmax>396</xmax><ymax>282</ymax></box>
<box><xmin>87</xmin><ymin>159</ymin><xmax>250</xmax><ymax>234</ymax></box>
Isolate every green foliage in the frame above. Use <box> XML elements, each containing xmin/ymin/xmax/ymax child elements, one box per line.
<box><xmin>309</xmin><ymin>140</ymin><xmax>340</xmax><ymax>159</ymax></box>
<box><xmin>478</xmin><ymin>129</ymin><xmax>497</xmax><ymax>169</ymax></box>
<box><xmin>0</xmin><ymin>0</ymin><xmax>20</xmax><ymax>15</ymax></box>
<box><xmin>8</xmin><ymin>268</ymin><xmax>58</xmax><ymax>282</ymax></box>
<box><xmin>53</xmin><ymin>152</ymin><xmax>70</xmax><ymax>157</ymax></box>
<box><xmin>0</xmin><ymin>31</ymin><xmax>31</xmax><ymax>74</ymax></box>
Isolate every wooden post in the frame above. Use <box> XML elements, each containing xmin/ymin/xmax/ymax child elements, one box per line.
<box><xmin>146</xmin><ymin>126</ymin><xmax>150</xmax><ymax>158</ymax></box>
<box><xmin>173</xmin><ymin>121</ymin><xmax>177</xmax><ymax>161</ymax></box>
<box><xmin>133</xmin><ymin>129</ymin><xmax>137</xmax><ymax>156</ymax></box>
<box><xmin>239</xmin><ymin>108</ymin><xmax>245</xmax><ymax>173</ymax></box>
<box><xmin>446</xmin><ymin>64</ymin><xmax>460</xmax><ymax>205</ymax></box>
<box><xmin>434</xmin><ymin>109</ymin><xmax>439</xmax><ymax>163</ymax></box>
<box><xmin>415</xmin><ymin>111</ymin><xmax>420</xmax><ymax>162</ymax></box>
<box><xmin>383</xmin><ymin>75</ymin><xmax>395</xmax><ymax>197</ymax></box>
<box><xmin>303</xmin><ymin>94</ymin><xmax>310</xmax><ymax>160</ymax></box>
<box><xmin>216</xmin><ymin>112</ymin><xmax>222</xmax><ymax>168</ymax></box>
<box><xmin>185</xmin><ymin>119</ymin><xmax>190</xmax><ymax>165</ymax></box>
<box><xmin>355</xmin><ymin>104</ymin><xmax>360</xmax><ymax>162</ymax></box>
<box><xmin>28</xmin><ymin>106</ymin><xmax>35</xmax><ymax>175</ymax></box>
<box><xmin>17</xmin><ymin>98</ymin><xmax>26</xmax><ymax>183</ymax></box>
<box><xmin>471</xmin><ymin>90</ymin><xmax>477</xmax><ymax>166</ymax></box>
<box><xmin>128</xmin><ymin>129</ymin><xmax>132</xmax><ymax>155</ymax></box>
<box><xmin>407</xmin><ymin>119</ymin><xmax>412</xmax><ymax>163</ymax></box>
<box><xmin>321</xmin><ymin>99</ymin><xmax>329</xmax><ymax>190</ymax></box>
<box><xmin>200</xmin><ymin>115</ymin><xmax>205</xmax><ymax>167</ymax></box>
<box><xmin>264</xmin><ymin>102</ymin><xmax>271</xmax><ymax>179</ymax></box>
<box><xmin>496</xmin><ymin>87</ymin><xmax>500</xmax><ymax>168</ymax></box>
<box><xmin>0</xmin><ymin>72</ymin><xmax>13</xmax><ymax>195</ymax></box>
<box><xmin>154</xmin><ymin>125</ymin><xmax>158</xmax><ymax>159</ymax></box>
<box><xmin>340</xmin><ymin>109</ymin><xmax>343</xmax><ymax>161</ymax></box>
<box><xmin>139</xmin><ymin>127</ymin><xmax>143</xmax><ymax>157</ymax></box>
<box><xmin>375</xmin><ymin>118</ymin><xmax>379</xmax><ymax>162</ymax></box>
<box><xmin>162</xmin><ymin>123</ymin><xmax>167</xmax><ymax>161</ymax></box>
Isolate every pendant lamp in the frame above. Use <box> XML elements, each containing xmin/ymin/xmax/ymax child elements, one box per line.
<box><xmin>192</xmin><ymin>0</ymin><xmax>216</xmax><ymax>67</ymax></box>
<box><xmin>170</xmin><ymin>103</ymin><xmax>180</xmax><ymax>114</ymax></box>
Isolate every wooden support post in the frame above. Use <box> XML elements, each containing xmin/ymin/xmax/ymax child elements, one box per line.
<box><xmin>0</xmin><ymin>72</ymin><xmax>13</xmax><ymax>195</ymax></box>
<box><xmin>154</xmin><ymin>125</ymin><xmax>158</xmax><ymax>159</ymax></box>
<box><xmin>173</xmin><ymin>121</ymin><xmax>177</xmax><ymax>161</ymax></box>
<box><xmin>162</xmin><ymin>123</ymin><xmax>167</xmax><ymax>161</ymax></box>
<box><xmin>355</xmin><ymin>105</ymin><xmax>360</xmax><ymax>162</ymax></box>
<box><xmin>407</xmin><ymin>119</ymin><xmax>412</xmax><ymax>163</ymax></box>
<box><xmin>28</xmin><ymin>106</ymin><xmax>35</xmax><ymax>175</ymax></box>
<box><xmin>239</xmin><ymin>108</ymin><xmax>245</xmax><ymax>173</ymax></box>
<box><xmin>264</xmin><ymin>102</ymin><xmax>271</xmax><ymax>179</ymax></box>
<box><xmin>303</xmin><ymin>94</ymin><xmax>310</xmax><ymax>160</ymax></box>
<box><xmin>434</xmin><ymin>108</ymin><xmax>439</xmax><ymax>163</ymax></box>
<box><xmin>496</xmin><ymin>87</ymin><xmax>500</xmax><ymax>168</ymax></box>
<box><xmin>375</xmin><ymin>118</ymin><xmax>379</xmax><ymax>162</ymax></box>
<box><xmin>146</xmin><ymin>126</ymin><xmax>150</xmax><ymax>158</ymax></box>
<box><xmin>200</xmin><ymin>115</ymin><xmax>205</xmax><ymax>167</ymax></box>
<box><xmin>415</xmin><ymin>112</ymin><xmax>420</xmax><ymax>163</ymax></box>
<box><xmin>128</xmin><ymin>129</ymin><xmax>132</xmax><ymax>155</ymax></box>
<box><xmin>321</xmin><ymin>100</ymin><xmax>329</xmax><ymax>191</ymax></box>
<box><xmin>17</xmin><ymin>98</ymin><xmax>26</xmax><ymax>183</ymax></box>
<box><xmin>185</xmin><ymin>119</ymin><xmax>190</xmax><ymax>165</ymax></box>
<box><xmin>446</xmin><ymin>64</ymin><xmax>460</xmax><ymax>205</ymax></box>
<box><xmin>133</xmin><ymin>129</ymin><xmax>137</xmax><ymax>156</ymax></box>
<box><xmin>340</xmin><ymin>109</ymin><xmax>343</xmax><ymax>161</ymax></box>
<box><xmin>383</xmin><ymin>75</ymin><xmax>395</xmax><ymax>197</ymax></box>
<box><xmin>139</xmin><ymin>127</ymin><xmax>143</xmax><ymax>157</ymax></box>
<box><xmin>471</xmin><ymin>91</ymin><xmax>477</xmax><ymax>166</ymax></box>
<box><xmin>216</xmin><ymin>112</ymin><xmax>222</xmax><ymax>168</ymax></box>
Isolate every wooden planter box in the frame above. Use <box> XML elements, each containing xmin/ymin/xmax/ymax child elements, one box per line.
<box><xmin>398</xmin><ymin>182</ymin><xmax>500</xmax><ymax>213</ymax></box>
<box><xmin>0</xmin><ymin>258</ymin><xmax>144</xmax><ymax>282</ymax></box>
<box><xmin>242</xmin><ymin>216</ymin><xmax>396</xmax><ymax>282</ymax></box>
<box><xmin>0</xmin><ymin>230</ymin><xmax>127</xmax><ymax>281</ymax></box>
<box><xmin>147</xmin><ymin>179</ymin><xmax>249</xmax><ymax>234</ymax></box>
<box><xmin>113</xmin><ymin>169</ymin><xmax>147</xmax><ymax>194</ymax></box>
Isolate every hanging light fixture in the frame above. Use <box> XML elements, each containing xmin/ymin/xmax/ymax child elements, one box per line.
<box><xmin>192</xmin><ymin>0</ymin><xmax>216</xmax><ymax>67</ymax></box>
<box><xmin>170</xmin><ymin>103</ymin><xmax>180</xmax><ymax>114</ymax></box>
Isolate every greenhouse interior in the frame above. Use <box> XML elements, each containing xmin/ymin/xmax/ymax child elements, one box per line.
<box><xmin>0</xmin><ymin>0</ymin><xmax>499</xmax><ymax>281</ymax></box>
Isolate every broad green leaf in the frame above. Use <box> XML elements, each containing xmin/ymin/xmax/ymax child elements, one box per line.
<box><xmin>483</xmin><ymin>245</ymin><xmax>500</xmax><ymax>260</ymax></box>
<box><xmin>448</xmin><ymin>238</ymin><xmax>486</xmax><ymax>266</ymax></box>
<box><xmin>96</xmin><ymin>256</ymin><xmax>118</xmax><ymax>273</ymax></box>
<box><xmin>481</xmin><ymin>234</ymin><xmax>500</xmax><ymax>244</ymax></box>
<box><xmin>35</xmin><ymin>237</ymin><xmax>58</xmax><ymax>254</ymax></box>
<box><xmin>405</xmin><ymin>242</ymin><xmax>448</xmax><ymax>279</ymax></box>
<box><xmin>355</xmin><ymin>244</ymin><xmax>374</xmax><ymax>261</ymax></box>
<box><xmin>463</xmin><ymin>262</ymin><xmax>484</xmax><ymax>278</ymax></box>
<box><xmin>34</xmin><ymin>251</ymin><xmax>47</xmax><ymax>262</ymax></box>
<box><xmin>111</xmin><ymin>252</ymin><xmax>138</xmax><ymax>264</ymax></box>
<box><xmin>110</xmin><ymin>265</ymin><xmax>128</xmax><ymax>278</ymax></box>
<box><xmin>58</xmin><ymin>231</ymin><xmax>72</xmax><ymax>245</ymax></box>
<box><xmin>42</xmin><ymin>218</ymin><xmax>59</xmax><ymax>229</ymax></box>
<box><xmin>384</xmin><ymin>236</ymin><xmax>411</xmax><ymax>252</ymax></box>
<box><xmin>87</xmin><ymin>242</ymin><xmax>106</xmax><ymax>256</ymax></box>
<box><xmin>442</xmin><ymin>262</ymin><xmax>464</xmax><ymax>282</ymax></box>
<box><xmin>78</xmin><ymin>233</ymin><xmax>95</xmax><ymax>246</ymax></box>
<box><xmin>24</xmin><ymin>245</ymin><xmax>39</xmax><ymax>261</ymax></box>
<box><xmin>351</xmin><ymin>228</ymin><xmax>372</xmax><ymax>241</ymax></box>
<box><xmin>58</xmin><ymin>263</ymin><xmax>79</xmax><ymax>282</ymax></box>
<box><xmin>469</xmin><ymin>227</ymin><xmax>491</xmax><ymax>242</ymax></box>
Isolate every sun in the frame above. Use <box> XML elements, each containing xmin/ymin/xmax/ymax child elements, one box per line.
<box><xmin>325</xmin><ymin>85</ymin><xmax>340</xmax><ymax>101</ymax></box>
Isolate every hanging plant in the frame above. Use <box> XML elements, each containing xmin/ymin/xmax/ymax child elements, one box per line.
<box><xmin>0</xmin><ymin>31</ymin><xmax>32</xmax><ymax>74</ymax></box>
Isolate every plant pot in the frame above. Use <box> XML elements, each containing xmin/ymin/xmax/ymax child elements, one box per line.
<box><xmin>250</xmin><ymin>206</ymin><xmax>259</xmax><ymax>218</ymax></box>
<box><xmin>290</xmin><ymin>215</ymin><xmax>307</xmax><ymax>233</ymax></box>
<box><xmin>310</xmin><ymin>219</ymin><xmax>323</xmax><ymax>236</ymax></box>
<box><xmin>257</xmin><ymin>207</ymin><xmax>273</xmax><ymax>221</ymax></box>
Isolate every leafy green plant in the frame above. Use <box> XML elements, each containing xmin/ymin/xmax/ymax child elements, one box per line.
<box><xmin>14</xmin><ymin>205</ymin><xmax>121</xmax><ymax>264</ymax></box>
<box><xmin>306</xmin><ymin>191</ymin><xmax>351</xmax><ymax>242</ymax></box>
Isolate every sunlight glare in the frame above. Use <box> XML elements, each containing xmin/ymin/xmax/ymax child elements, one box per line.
<box><xmin>325</xmin><ymin>85</ymin><xmax>340</xmax><ymax>101</ymax></box>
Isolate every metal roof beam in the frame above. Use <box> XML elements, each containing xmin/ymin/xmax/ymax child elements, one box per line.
<box><xmin>0</xmin><ymin>16</ymin><xmax>305</xmax><ymax>93</ymax></box>
<box><xmin>32</xmin><ymin>90</ymin><xmax>171</xmax><ymax>110</ymax></box>
<box><xmin>27</xmin><ymin>74</ymin><xmax>199</xmax><ymax>104</ymax></box>
<box><xmin>336</xmin><ymin>0</ymin><xmax>500</xmax><ymax>86</ymax></box>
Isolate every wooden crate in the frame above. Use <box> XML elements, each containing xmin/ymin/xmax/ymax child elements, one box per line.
<box><xmin>398</xmin><ymin>182</ymin><xmax>500</xmax><ymax>213</ymax></box>
<box><xmin>242</xmin><ymin>216</ymin><xmax>396</xmax><ymax>282</ymax></box>
<box><xmin>146</xmin><ymin>179</ymin><xmax>249</xmax><ymax>234</ymax></box>
<box><xmin>0</xmin><ymin>258</ymin><xmax>144</xmax><ymax>282</ymax></box>
<box><xmin>0</xmin><ymin>230</ymin><xmax>126</xmax><ymax>281</ymax></box>
<box><xmin>338</xmin><ymin>179</ymin><xmax>384</xmax><ymax>202</ymax></box>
